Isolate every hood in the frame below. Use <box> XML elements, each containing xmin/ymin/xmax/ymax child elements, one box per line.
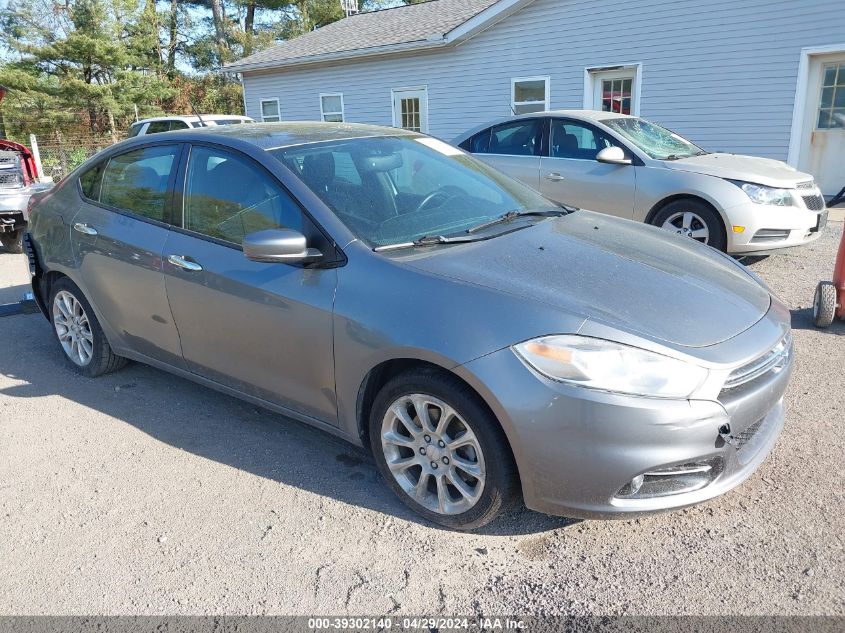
<box><xmin>663</xmin><ymin>153</ymin><xmax>813</xmax><ymax>188</ymax></box>
<box><xmin>405</xmin><ymin>212</ymin><xmax>771</xmax><ymax>348</ymax></box>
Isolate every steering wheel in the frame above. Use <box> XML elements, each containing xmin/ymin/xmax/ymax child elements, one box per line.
<box><xmin>414</xmin><ymin>186</ymin><xmax>466</xmax><ymax>214</ymax></box>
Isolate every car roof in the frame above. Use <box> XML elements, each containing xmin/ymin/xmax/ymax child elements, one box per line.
<box><xmin>112</xmin><ymin>121</ymin><xmax>420</xmax><ymax>153</ymax></box>
<box><xmin>135</xmin><ymin>115</ymin><xmax>253</xmax><ymax>124</ymax></box>
<box><xmin>452</xmin><ymin>109</ymin><xmax>636</xmax><ymax>143</ymax></box>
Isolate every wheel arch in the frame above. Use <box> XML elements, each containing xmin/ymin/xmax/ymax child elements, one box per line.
<box><xmin>645</xmin><ymin>193</ymin><xmax>729</xmax><ymax>230</ymax></box>
<box><xmin>355</xmin><ymin>358</ymin><xmax>522</xmax><ymax>490</ymax></box>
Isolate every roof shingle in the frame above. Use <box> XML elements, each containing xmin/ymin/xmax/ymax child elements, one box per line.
<box><xmin>226</xmin><ymin>0</ymin><xmax>500</xmax><ymax>71</ymax></box>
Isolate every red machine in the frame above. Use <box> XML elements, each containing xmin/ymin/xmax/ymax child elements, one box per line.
<box><xmin>813</xmin><ymin>221</ymin><xmax>845</xmax><ymax>327</ymax></box>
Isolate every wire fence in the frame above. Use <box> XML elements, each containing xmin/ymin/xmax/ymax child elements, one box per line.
<box><xmin>29</xmin><ymin>131</ymin><xmax>126</xmax><ymax>182</ymax></box>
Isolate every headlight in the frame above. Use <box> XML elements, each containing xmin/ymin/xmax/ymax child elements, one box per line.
<box><xmin>731</xmin><ymin>180</ymin><xmax>794</xmax><ymax>206</ymax></box>
<box><xmin>512</xmin><ymin>335</ymin><xmax>708</xmax><ymax>399</ymax></box>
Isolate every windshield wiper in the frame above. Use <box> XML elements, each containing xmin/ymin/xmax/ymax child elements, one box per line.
<box><xmin>373</xmin><ymin>233</ymin><xmax>486</xmax><ymax>252</ymax></box>
<box><xmin>466</xmin><ymin>208</ymin><xmax>569</xmax><ymax>234</ymax></box>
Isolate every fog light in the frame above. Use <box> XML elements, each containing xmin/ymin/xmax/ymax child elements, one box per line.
<box><xmin>629</xmin><ymin>475</ymin><xmax>644</xmax><ymax>495</ymax></box>
<box><xmin>732</xmin><ymin>225</ymin><xmax>745</xmax><ymax>233</ymax></box>
<box><xmin>615</xmin><ymin>458</ymin><xmax>723</xmax><ymax>499</ymax></box>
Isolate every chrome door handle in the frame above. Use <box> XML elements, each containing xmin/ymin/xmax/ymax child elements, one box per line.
<box><xmin>73</xmin><ymin>222</ymin><xmax>98</xmax><ymax>236</ymax></box>
<box><xmin>167</xmin><ymin>255</ymin><xmax>203</xmax><ymax>272</ymax></box>
<box><xmin>544</xmin><ymin>172</ymin><xmax>565</xmax><ymax>182</ymax></box>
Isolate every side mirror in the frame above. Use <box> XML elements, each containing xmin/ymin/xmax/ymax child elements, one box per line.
<box><xmin>596</xmin><ymin>146</ymin><xmax>632</xmax><ymax>165</ymax></box>
<box><xmin>243</xmin><ymin>228</ymin><xmax>323</xmax><ymax>264</ymax></box>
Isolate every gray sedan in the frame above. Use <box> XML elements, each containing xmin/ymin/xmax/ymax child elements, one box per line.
<box><xmin>25</xmin><ymin>123</ymin><xmax>792</xmax><ymax>529</ymax></box>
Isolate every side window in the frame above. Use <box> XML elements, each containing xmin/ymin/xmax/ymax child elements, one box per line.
<box><xmin>79</xmin><ymin>161</ymin><xmax>105</xmax><ymax>200</ymax></box>
<box><xmin>183</xmin><ymin>146</ymin><xmax>303</xmax><ymax>244</ymax></box>
<box><xmin>127</xmin><ymin>123</ymin><xmax>143</xmax><ymax>138</ymax></box>
<box><xmin>146</xmin><ymin>121</ymin><xmax>170</xmax><ymax>134</ymax></box>
<box><xmin>170</xmin><ymin>120</ymin><xmax>190</xmax><ymax>130</ymax></box>
<box><xmin>469</xmin><ymin>130</ymin><xmax>491</xmax><ymax>154</ymax></box>
<box><xmin>489</xmin><ymin>119</ymin><xmax>541</xmax><ymax>156</ymax></box>
<box><xmin>550</xmin><ymin>120</ymin><xmax>615</xmax><ymax>160</ymax></box>
<box><xmin>99</xmin><ymin>145</ymin><xmax>178</xmax><ymax>222</ymax></box>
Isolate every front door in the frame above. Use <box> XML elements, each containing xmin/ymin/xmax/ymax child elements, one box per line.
<box><xmin>472</xmin><ymin>118</ymin><xmax>542</xmax><ymax>190</ymax></box>
<box><xmin>539</xmin><ymin>118</ymin><xmax>636</xmax><ymax>216</ymax></box>
<box><xmin>392</xmin><ymin>88</ymin><xmax>428</xmax><ymax>133</ymax></box>
<box><xmin>799</xmin><ymin>55</ymin><xmax>845</xmax><ymax>196</ymax></box>
<box><xmin>162</xmin><ymin>144</ymin><xmax>338</xmax><ymax>424</ymax></box>
<box><xmin>70</xmin><ymin>143</ymin><xmax>185</xmax><ymax>368</ymax></box>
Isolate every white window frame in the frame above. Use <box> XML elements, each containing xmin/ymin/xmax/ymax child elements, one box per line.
<box><xmin>583</xmin><ymin>63</ymin><xmax>642</xmax><ymax>116</ymax></box>
<box><xmin>319</xmin><ymin>93</ymin><xmax>345</xmax><ymax>122</ymax></box>
<box><xmin>260</xmin><ymin>98</ymin><xmax>281</xmax><ymax>122</ymax></box>
<box><xmin>390</xmin><ymin>86</ymin><xmax>429</xmax><ymax>133</ymax></box>
<box><xmin>511</xmin><ymin>76</ymin><xmax>550</xmax><ymax>115</ymax></box>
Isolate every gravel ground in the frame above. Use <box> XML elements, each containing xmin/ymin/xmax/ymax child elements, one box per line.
<box><xmin>0</xmin><ymin>224</ymin><xmax>843</xmax><ymax>617</ymax></box>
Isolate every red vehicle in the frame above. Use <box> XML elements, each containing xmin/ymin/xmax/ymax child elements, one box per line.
<box><xmin>0</xmin><ymin>85</ymin><xmax>50</xmax><ymax>253</ymax></box>
<box><xmin>813</xmin><ymin>209</ymin><xmax>845</xmax><ymax>327</ymax></box>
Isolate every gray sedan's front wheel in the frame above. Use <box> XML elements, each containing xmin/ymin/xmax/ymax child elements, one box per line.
<box><xmin>369</xmin><ymin>368</ymin><xmax>517</xmax><ymax>530</ymax></box>
<box><xmin>49</xmin><ymin>278</ymin><xmax>127</xmax><ymax>377</ymax></box>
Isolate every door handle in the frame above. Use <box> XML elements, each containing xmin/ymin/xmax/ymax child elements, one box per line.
<box><xmin>167</xmin><ymin>254</ymin><xmax>203</xmax><ymax>272</ymax></box>
<box><xmin>73</xmin><ymin>222</ymin><xmax>98</xmax><ymax>236</ymax></box>
<box><xmin>544</xmin><ymin>172</ymin><xmax>565</xmax><ymax>182</ymax></box>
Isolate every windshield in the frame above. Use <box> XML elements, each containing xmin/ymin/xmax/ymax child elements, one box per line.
<box><xmin>271</xmin><ymin>135</ymin><xmax>555</xmax><ymax>248</ymax></box>
<box><xmin>601</xmin><ymin>118</ymin><xmax>706</xmax><ymax>160</ymax></box>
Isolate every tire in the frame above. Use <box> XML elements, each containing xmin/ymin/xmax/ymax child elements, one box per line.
<box><xmin>813</xmin><ymin>281</ymin><xmax>837</xmax><ymax>328</ymax></box>
<box><xmin>369</xmin><ymin>367</ymin><xmax>518</xmax><ymax>530</ymax></box>
<box><xmin>48</xmin><ymin>277</ymin><xmax>127</xmax><ymax>377</ymax></box>
<box><xmin>1</xmin><ymin>230</ymin><xmax>23</xmax><ymax>254</ymax></box>
<box><xmin>652</xmin><ymin>199</ymin><xmax>727</xmax><ymax>252</ymax></box>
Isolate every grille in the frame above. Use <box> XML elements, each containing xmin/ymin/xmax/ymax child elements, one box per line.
<box><xmin>802</xmin><ymin>194</ymin><xmax>826</xmax><ymax>211</ymax></box>
<box><xmin>723</xmin><ymin>333</ymin><xmax>792</xmax><ymax>391</ymax></box>
<box><xmin>733</xmin><ymin>417</ymin><xmax>763</xmax><ymax>450</ymax></box>
<box><xmin>0</xmin><ymin>171</ymin><xmax>23</xmax><ymax>188</ymax></box>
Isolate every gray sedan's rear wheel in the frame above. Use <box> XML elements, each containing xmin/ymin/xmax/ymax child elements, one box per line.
<box><xmin>369</xmin><ymin>368</ymin><xmax>517</xmax><ymax>530</ymax></box>
<box><xmin>652</xmin><ymin>200</ymin><xmax>727</xmax><ymax>251</ymax></box>
<box><xmin>49</xmin><ymin>278</ymin><xmax>127</xmax><ymax>377</ymax></box>
<box><xmin>813</xmin><ymin>281</ymin><xmax>837</xmax><ymax>328</ymax></box>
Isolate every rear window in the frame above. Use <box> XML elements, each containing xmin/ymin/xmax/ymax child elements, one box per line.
<box><xmin>98</xmin><ymin>145</ymin><xmax>179</xmax><ymax>222</ymax></box>
<box><xmin>127</xmin><ymin>123</ymin><xmax>144</xmax><ymax>138</ymax></box>
<box><xmin>145</xmin><ymin>121</ymin><xmax>171</xmax><ymax>134</ymax></box>
<box><xmin>79</xmin><ymin>161</ymin><xmax>105</xmax><ymax>200</ymax></box>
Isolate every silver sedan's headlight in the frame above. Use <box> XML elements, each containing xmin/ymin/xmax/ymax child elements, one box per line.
<box><xmin>512</xmin><ymin>335</ymin><xmax>708</xmax><ymax>399</ymax></box>
<box><xmin>731</xmin><ymin>180</ymin><xmax>794</xmax><ymax>206</ymax></box>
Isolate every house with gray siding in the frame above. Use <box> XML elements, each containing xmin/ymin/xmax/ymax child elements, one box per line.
<box><xmin>226</xmin><ymin>0</ymin><xmax>845</xmax><ymax>195</ymax></box>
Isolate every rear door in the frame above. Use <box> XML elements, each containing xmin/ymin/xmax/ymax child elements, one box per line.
<box><xmin>467</xmin><ymin>118</ymin><xmax>542</xmax><ymax>190</ymax></box>
<box><xmin>162</xmin><ymin>143</ymin><xmax>338</xmax><ymax>423</ymax></box>
<box><xmin>539</xmin><ymin>118</ymin><xmax>636</xmax><ymax>217</ymax></box>
<box><xmin>70</xmin><ymin>143</ymin><xmax>185</xmax><ymax>367</ymax></box>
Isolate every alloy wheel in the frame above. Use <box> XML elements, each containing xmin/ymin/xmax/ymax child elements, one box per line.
<box><xmin>380</xmin><ymin>394</ymin><xmax>486</xmax><ymax>515</ymax></box>
<box><xmin>52</xmin><ymin>290</ymin><xmax>94</xmax><ymax>366</ymax></box>
<box><xmin>661</xmin><ymin>211</ymin><xmax>710</xmax><ymax>244</ymax></box>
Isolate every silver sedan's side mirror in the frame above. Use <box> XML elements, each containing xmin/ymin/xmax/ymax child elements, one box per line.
<box><xmin>242</xmin><ymin>228</ymin><xmax>323</xmax><ymax>264</ymax></box>
<box><xmin>596</xmin><ymin>146</ymin><xmax>632</xmax><ymax>165</ymax></box>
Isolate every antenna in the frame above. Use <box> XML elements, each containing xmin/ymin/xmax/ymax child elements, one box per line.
<box><xmin>189</xmin><ymin>100</ymin><xmax>207</xmax><ymax>127</ymax></box>
<box><xmin>341</xmin><ymin>0</ymin><xmax>358</xmax><ymax>17</ymax></box>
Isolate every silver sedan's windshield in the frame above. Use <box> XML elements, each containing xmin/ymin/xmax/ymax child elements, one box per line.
<box><xmin>271</xmin><ymin>135</ymin><xmax>555</xmax><ymax>248</ymax></box>
<box><xmin>601</xmin><ymin>117</ymin><xmax>706</xmax><ymax>160</ymax></box>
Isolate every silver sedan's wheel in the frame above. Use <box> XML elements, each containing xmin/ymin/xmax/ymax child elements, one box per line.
<box><xmin>380</xmin><ymin>394</ymin><xmax>486</xmax><ymax>515</ymax></box>
<box><xmin>661</xmin><ymin>210</ymin><xmax>710</xmax><ymax>244</ymax></box>
<box><xmin>52</xmin><ymin>290</ymin><xmax>94</xmax><ymax>366</ymax></box>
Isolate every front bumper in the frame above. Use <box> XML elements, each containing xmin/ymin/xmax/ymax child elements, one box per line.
<box><xmin>725</xmin><ymin>197</ymin><xmax>826</xmax><ymax>254</ymax></box>
<box><xmin>458</xmin><ymin>313</ymin><xmax>793</xmax><ymax>519</ymax></box>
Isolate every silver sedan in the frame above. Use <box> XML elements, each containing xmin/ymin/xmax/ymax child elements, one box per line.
<box><xmin>26</xmin><ymin>123</ymin><xmax>792</xmax><ymax>530</ymax></box>
<box><xmin>454</xmin><ymin>111</ymin><xmax>827</xmax><ymax>255</ymax></box>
